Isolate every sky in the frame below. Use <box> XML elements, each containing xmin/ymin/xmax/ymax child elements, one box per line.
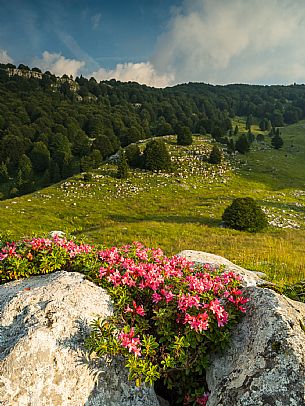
<box><xmin>1</xmin><ymin>0</ymin><xmax>305</xmax><ymax>87</ymax></box>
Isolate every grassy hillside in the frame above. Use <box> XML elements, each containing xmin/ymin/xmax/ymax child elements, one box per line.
<box><xmin>1</xmin><ymin>122</ymin><xmax>304</xmax><ymax>285</ymax></box>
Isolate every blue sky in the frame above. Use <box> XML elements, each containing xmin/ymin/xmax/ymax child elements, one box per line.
<box><xmin>2</xmin><ymin>0</ymin><xmax>305</xmax><ymax>87</ymax></box>
<box><xmin>0</xmin><ymin>0</ymin><xmax>177</xmax><ymax>71</ymax></box>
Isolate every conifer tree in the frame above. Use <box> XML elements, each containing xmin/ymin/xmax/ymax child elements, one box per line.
<box><xmin>271</xmin><ymin>132</ymin><xmax>284</xmax><ymax>149</ymax></box>
<box><xmin>143</xmin><ymin>140</ymin><xmax>171</xmax><ymax>171</ymax></box>
<box><xmin>235</xmin><ymin>135</ymin><xmax>250</xmax><ymax>154</ymax></box>
<box><xmin>208</xmin><ymin>145</ymin><xmax>222</xmax><ymax>164</ymax></box>
<box><xmin>117</xmin><ymin>149</ymin><xmax>129</xmax><ymax>179</ymax></box>
<box><xmin>0</xmin><ymin>162</ymin><xmax>9</xmax><ymax>182</ymax></box>
<box><xmin>177</xmin><ymin>126</ymin><xmax>193</xmax><ymax>146</ymax></box>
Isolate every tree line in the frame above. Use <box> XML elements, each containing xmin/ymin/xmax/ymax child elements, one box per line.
<box><xmin>0</xmin><ymin>63</ymin><xmax>300</xmax><ymax>197</ymax></box>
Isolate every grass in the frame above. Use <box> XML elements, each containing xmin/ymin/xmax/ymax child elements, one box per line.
<box><xmin>1</xmin><ymin>125</ymin><xmax>305</xmax><ymax>286</ymax></box>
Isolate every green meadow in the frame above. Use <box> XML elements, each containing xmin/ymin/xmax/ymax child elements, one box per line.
<box><xmin>1</xmin><ymin>121</ymin><xmax>305</xmax><ymax>286</ymax></box>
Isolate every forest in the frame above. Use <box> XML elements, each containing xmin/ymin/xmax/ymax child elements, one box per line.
<box><xmin>0</xmin><ymin>62</ymin><xmax>302</xmax><ymax>197</ymax></box>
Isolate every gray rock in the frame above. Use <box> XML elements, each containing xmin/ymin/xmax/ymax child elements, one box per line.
<box><xmin>206</xmin><ymin>287</ymin><xmax>305</xmax><ymax>406</ymax></box>
<box><xmin>178</xmin><ymin>250</ymin><xmax>266</xmax><ymax>287</ymax></box>
<box><xmin>0</xmin><ymin>271</ymin><xmax>159</xmax><ymax>406</ymax></box>
<box><xmin>178</xmin><ymin>251</ymin><xmax>305</xmax><ymax>406</ymax></box>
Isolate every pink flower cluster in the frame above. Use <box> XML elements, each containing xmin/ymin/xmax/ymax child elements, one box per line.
<box><xmin>0</xmin><ymin>242</ymin><xmax>18</xmax><ymax>260</ymax></box>
<box><xmin>98</xmin><ymin>242</ymin><xmax>249</xmax><ymax>341</ymax></box>
<box><xmin>29</xmin><ymin>235</ymin><xmax>93</xmax><ymax>258</ymax></box>
<box><xmin>118</xmin><ymin>327</ymin><xmax>142</xmax><ymax>357</ymax></box>
<box><xmin>0</xmin><ymin>236</ymin><xmax>93</xmax><ymax>263</ymax></box>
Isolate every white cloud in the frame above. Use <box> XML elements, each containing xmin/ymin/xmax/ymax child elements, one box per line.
<box><xmin>91</xmin><ymin>13</ymin><xmax>101</xmax><ymax>30</ymax></box>
<box><xmin>91</xmin><ymin>62</ymin><xmax>174</xmax><ymax>88</ymax></box>
<box><xmin>33</xmin><ymin>51</ymin><xmax>85</xmax><ymax>77</ymax></box>
<box><xmin>152</xmin><ymin>0</ymin><xmax>305</xmax><ymax>84</ymax></box>
<box><xmin>0</xmin><ymin>49</ymin><xmax>13</xmax><ymax>64</ymax></box>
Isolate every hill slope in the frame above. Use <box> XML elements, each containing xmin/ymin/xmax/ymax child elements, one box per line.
<box><xmin>1</xmin><ymin>126</ymin><xmax>304</xmax><ymax>285</ymax></box>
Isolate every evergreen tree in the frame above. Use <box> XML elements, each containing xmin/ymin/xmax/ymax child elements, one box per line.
<box><xmin>227</xmin><ymin>139</ymin><xmax>235</xmax><ymax>154</ymax></box>
<box><xmin>18</xmin><ymin>154</ymin><xmax>32</xmax><ymax>179</ymax></box>
<box><xmin>247</xmin><ymin>129</ymin><xmax>255</xmax><ymax>144</ymax></box>
<box><xmin>235</xmin><ymin>135</ymin><xmax>250</xmax><ymax>154</ymax></box>
<box><xmin>0</xmin><ymin>162</ymin><xmax>9</xmax><ymax>182</ymax></box>
<box><xmin>177</xmin><ymin>126</ymin><xmax>193</xmax><ymax>146</ymax></box>
<box><xmin>143</xmin><ymin>140</ymin><xmax>171</xmax><ymax>171</ymax></box>
<box><xmin>246</xmin><ymin>115</ymin><xmax>253</xmax><ymax>131</ymax></box>
<box><xmin>222</xmin><ymin>197</ymin><xmax>268</xmax><ymax>232</ymax></box>
<box><xmin>234</xmin><ymin>125</ymin><xmax>239</xmax><ymax>135</ymax></box>
<box><xmin>125</xmin><ymin>144</ymin><xmax>142</xmax><ymax>168</ymax></box>
<box><xmin>256</xmin><ymin>134</ymin><xmax>265</xmax><ymax>143</ymax></box>
<box><xmin>211</xmin><ymin>127</ymin><xmax>223</xmax><ymax>142</ymax></box>
<box><xmin>117</xmin><ymin>149</ymin><xmax>128</xmax><ymax>179</ymax></box>
<box><xmin>50</xmin><ymin>160</ymin><xmax>61</xmax><ymax>183</ymax></box>
<box><xmin>271</xmin><ymin>133</ymin><xmax>284</xmax><ymax>149</ymax></box>
<box><xmin>208</xmin><ymin>145</ymin><xmax>222</xmax><ymax>164</ymax></box>
<box><xmin>30</xmin><ymin>142</ymin><xmax>50</xmax><ymax>172</ymax></box>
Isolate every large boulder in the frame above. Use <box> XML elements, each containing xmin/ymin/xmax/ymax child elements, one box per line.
<box><xmin>178</xmin><ymin>251</ymin><xmax>305</xmax><ymax>406</ymax></box>
<box><xmin>0</xmin><ymin>271</ymin><xmax>159</xmax><ymax>406</ymax></box>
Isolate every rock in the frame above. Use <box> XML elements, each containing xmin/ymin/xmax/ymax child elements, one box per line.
<box><xmin>178</xmin><ymin>251</ymin><xmax>305</xmax><ymax>405</ymax></box>
<box><xmin>0</xmin><ymin>271</ymin><xmax>159</xmax><ymax>406</ymax></box>
<box><xmin>178</xmin><ymin>250</ymin><xmax>266</xmax><ymax>287</ymax></box>
<box><xmin>206</xmin><ymin>287</ymin><xmax>305</xmax><ymax>406</ymax></box>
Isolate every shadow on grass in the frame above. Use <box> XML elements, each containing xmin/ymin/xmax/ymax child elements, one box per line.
<box><xmin>107</xmin><ymin>213</ymin><xmax>220</xmax><ymax>227</ymax></box>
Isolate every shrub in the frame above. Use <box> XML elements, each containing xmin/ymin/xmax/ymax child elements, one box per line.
<box><xmin>86</xmin><ymin>242</ymin><xmax>248</xmax><ymax>405</ymax></box>
<box><xmin>222</xmin><ymin>197</ymin><xmax>268</xmax><ymax>232</ymax></box>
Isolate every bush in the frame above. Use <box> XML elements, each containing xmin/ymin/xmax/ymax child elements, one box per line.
<box><xmin>222</xmin><ymin>197</ymin><xmax>268</xmax><ymax>232</ymax></box>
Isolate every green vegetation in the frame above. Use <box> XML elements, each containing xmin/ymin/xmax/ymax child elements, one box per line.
<box><xmin>222</xmin><ymin>197</ymin><xmax>268</xmax><ymax>232</ymax></box>
<box><xmin>208</xmin><ymin>145</ymin><xmax>222</xmax><ymax>164</ymax></box>
<box><xmin>1</xmin><ymin>63</ymin><xmax>305</xmax><ymax>198</ymax></box>
<box><xmin>143</xmin><ymin>139</ymin><xmax>171</xmax><ymax>171</ymax></box>
<box><xmin>0</xmin><ymin>66</ymin><xmax>305</xmax><ymax>287</ymax></box>
<box><xmin>0</xmin><ymin>124</ymin><xmax>304</xmax><ymax>286</ymax></box>
<box><xmin>116</xmin><ymin>149</ymin><xmax>129</xmax><ymax>179</ymax></box>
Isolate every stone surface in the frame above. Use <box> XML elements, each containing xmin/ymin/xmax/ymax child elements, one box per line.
<box><xmin>206</xmin><ymin>287</ymin><xmax>305</xmax><ymax>406</ymax></box>
<box><xmin>0</xmin><ymin>271</ymin><xmax>159</xmax><ymax>406</ymax></box>
<box><xmin>178</xmin><ymin>250</ymin><xmax>266</xmax><ymax>287</ymax></box>
<box><xmin>178</xmin><ymin>250</ymin><xmax>305</xmax><ymax>406</ymax></box>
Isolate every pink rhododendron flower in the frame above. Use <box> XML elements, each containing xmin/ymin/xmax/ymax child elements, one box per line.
<box><xmin>196</xmin><ymin>392</ymin><xmax>209</xmax><ymax>405</ymax></box>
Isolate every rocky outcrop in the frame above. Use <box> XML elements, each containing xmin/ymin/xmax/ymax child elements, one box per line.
<box><xmin>206</xmin><ymin>287</ymin><xmax>305</xmax><ymax>406</ymax></box>
<box><xmin>178</xmin><ymin>251</ymin><xmax>305</xmax><ymax>406</ymax></box>
<box><xmin>0</xmin><ymin>271</ymin><xmax>159</xmax><ymax>406</ymax></box>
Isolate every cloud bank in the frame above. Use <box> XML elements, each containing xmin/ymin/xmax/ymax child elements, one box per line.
<box><xmin>0</xmin><ymin>49</ymin><xmax>13</xmax><ymax>64</ymax></box>
<box><xmin>91</xmin><ymin>62</ymin><xmax>174</xmax><ymax>87</ymax></box>
<box><xmin>152</xmin><ymin>0</ymin><xmax>305</xmax><ymax>84</ymax></box>
<box><xmin>89</xmin><ymin>0</ymin><xmax>305</xmax><ymax>87</ymax></box>
<box><xmin>13</xmin><ymin>0</ymin><xmax>305</xmax><ymax>87</ymax></box>
<box><xmin>33</xmin><ymin>51</ymin><xmax>85</xmax><ymax>77</ymax></box>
